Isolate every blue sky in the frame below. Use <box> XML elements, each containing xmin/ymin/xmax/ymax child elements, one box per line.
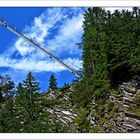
<box><xmin>0</xmin><ymin>8</ymin><xmax>85</xmax><ymax>91</ymax></box>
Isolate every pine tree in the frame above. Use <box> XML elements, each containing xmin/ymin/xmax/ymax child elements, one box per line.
<box><xmin>49</xmin><ymin>74</ymin><xmax>57</xmax><ymax>90</ymax></box>
<box><xmin>0</xmin><ymin>75</ymin><xmax>14</xmax><ymax>102</ymax></box>
<box><xmin>73</xmin><ymin>7</ymin><xmax>109</xmax><ymax>107</ymax></box>
<box><xmin>0</xmin><ymin>98</ymin><xmax>19</xmax><ymax>132</ymax></box>
<box><xmin>13</xmin><ymin>72</ymin><xmax>68</xmax><ymax>132</ymax></box>
<box><xmin>23</xmin><ymin>72</ymin><xmax>40</xmax><ymax>94</ymax></box>
<box><xmin>73</xmin><ymin>7</ymin><xmax>140</xmax><ymax>132</ymax></box>
<box><xmin>17</xmin><ymin>82</ymin><xmax>24</xmax><ymax>95</ymax></box>
<box><xmin>14</xmin><ymin>72</ymin><xmax>41</xmax><ymax>132</ymax></box>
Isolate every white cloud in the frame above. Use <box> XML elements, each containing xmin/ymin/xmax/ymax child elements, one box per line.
<box><xmin>46</xmin><ymin>12</ymin><xmax>83</xmax><ymax>55</ymax></box>
<box><xmin>64</xmin><ymin>58</ymin><xmax>83</xmax><ymax>71</ymax></box>
<box><xmin>1</xmin><ymin>7</ymin><xmax>133</xmax><ymax>75</ymax></box>
<box><xmin>0</xmin><ymin>8</ymin><xmax>84</xmax><ymax>74</ymax></box>
<box><xmin>0</xmin><ymin>56</ymin><xmax>82</xmax><ymax>73</ymax></box>
<box><xmin>14</xmin><ymin>8</ymin><xmax>84</xmax><ymax>57</ymax></box>
<box><xmin>15</xmin><ymin>38</ymin><xmax>35</xmax><ymax>56</ymax></box>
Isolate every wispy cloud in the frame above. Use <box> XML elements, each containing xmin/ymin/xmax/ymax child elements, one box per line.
<box><xmin>0</xmin><ymin>8</ymin><xmax>84</xmax><ymax>73</ymax></box>
<box><xmin>0</xmin><ymin>57</ymin><xmax>82</xmax><ymax>72</ymax></box>
<box><xmin>46</xmin><ymin>11</ymin><xmax>83</xmax><ymax>55</ymax></box>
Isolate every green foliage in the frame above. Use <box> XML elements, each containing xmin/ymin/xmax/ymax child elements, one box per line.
<box><xmin>49</xmin><ymin>74</ymin><xmax>57</xmax><ymax>90</ymax></box>
<box><xmin>15</xmin><ymin>72</ymin><xmax>41</xmax><ymax>126</ymax></box>
<box><xmin>41</xmin><ymin>98</ymin><xmax>62</xmax><ymax>108</ymax></box>
<box><xmin>73</xmin><ymin>7</ymin><xmax>110</xmax><ymax>107</ymax></box>
<box><xmin>127</xmin><ymin>92</ymin><xmax>140</xmax><ymax>115</ymax></box>
<box><xmin>93</xmin><ymin>79</ymin><xmax>110</xmax><ymax>99</ymax></box>
<box><xmin>106</xmin><ymin>8</ymin><xmax>140</xmax><ymax>83</ymax></box>
<box><xmin>0</xmin><ymin>98</ymin><xmax>19</xmax><ymax>132</ymax></box>
<box><xmin>0</xmin><ymin>72</ymin><xmax>69</xmax><ymax>133</ymax></box>
<box><xmin>0</xmin><ymin>75</ymin><xmax>14</xmax><ymax>102</ymax></box>
<box><xmin>1</xmin><ymin>7</ymin><xmax>140</xmax><ymax>133</ymax></box>
<box><xmin>73</xmin><ymin>7</ymin><xmax>140</xmax><ymax>132</ymax></box>
<box><xmin>74</xmin><ymin>7</ymin><xmax>140</xmax><ymax>105</ymax></box>
<box><xmin>74</xmin><ymin>108</ymin><xmax>90</xmax><ymax>132</ymax></box>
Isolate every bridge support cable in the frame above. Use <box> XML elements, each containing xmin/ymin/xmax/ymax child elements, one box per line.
<box><xmin>0</xmin><ymin>18</ymin><xmax>81</xmax><ymax>78</ymax></box>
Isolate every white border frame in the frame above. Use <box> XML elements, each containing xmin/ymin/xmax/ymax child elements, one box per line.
<box><xmin>0</xmin><ymin>0</ymin><xmax>140</xmax><ymax>139</ymax></box>
<box><xmin>0</xmin><ymin>0</ymin><xmax>139</xmax><ymax>7</ymax></box>
<box><xmin>0</xmin><ymin>133</ymin><xmax>140</xmax><ymax>139</ymax></box>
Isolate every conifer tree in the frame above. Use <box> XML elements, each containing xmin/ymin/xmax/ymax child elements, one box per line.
<box><xmin>73</xmin><ymin>7</ymin><xmax>140</xmax><ymax>132</ymax></box>
<box><xmin>0</xmin><ymin>75</ymin><xmax>14</xmax><ymax>102</ymax></box>
<box><xmin>15</xmin><ymin>72</ymin><xmax>41</xmax><ymax>131</ymax></box>
<box><xmin>0</xmin><ymin>98</ymin><xmax>19</xmax><ymax>132</ymax></box>
<box><xmin>73</xmin><ymin>7</ymin><xmax>109</xmax><ymax>107</ymax></box>
<box><xmin>13</xmin><ymin>72</ymin><xmax>68</xmax><ymax>132</ymax></box>
<box><xmin>49</xmin><ymin>74</ymin><xmax>57</xmax><ymax>90</ymax></box>
<box><xmin>23</xmin><ymin>72</ymin><xmax>40</xmax><ymax>94</ymax></box>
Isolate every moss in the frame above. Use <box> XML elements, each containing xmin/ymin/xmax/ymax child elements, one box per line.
<box><xmin>107</xmin><ymin>122</ymin><xmax>118</xmax><ymax>132</ymax></box>
<box><xmin>128</xmin><ymin>108</ymin><xmax>140</xmax><ymax>115</ymax></box>
<box><xmin>127</xmin><ymin>92</ymin><xmax>140</xmax><ymax>115</ymax></box>
<box><xmin>74</xmin><ymin>108</ymin><xmax>90</xmax><ymax>132</ymax></box>
<box><xmin>106</xmin><ymin>101</ymin><xmax>115</xmax><ymax>113</ymax></box>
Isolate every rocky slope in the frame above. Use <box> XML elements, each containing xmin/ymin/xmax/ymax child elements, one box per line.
<box><xmin>44</xmin><ymin>85</ymin><xmax>78</xmax><ymax>132</ymax></box>
<box><xmin>119</xmin><ymin>75</ymin><xmax>140</xmax><ymax>132</ymax></box>
<box><xmin>88</xmin><ymin>75</ymin><xmax>140</xmax><ymax>132</ymax></box>
<box><xmin>44</xmin><ymin>76</ymin><xmax>140</xmax><ymax>132</ymax></box>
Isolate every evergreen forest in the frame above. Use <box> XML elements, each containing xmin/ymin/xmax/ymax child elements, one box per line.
<box><xmin>0</xmin><ymin>7</ymin><xmax>140</xmax><ymax>133</ymax></box>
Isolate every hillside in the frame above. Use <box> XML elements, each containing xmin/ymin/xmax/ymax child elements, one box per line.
<box><xmin>41</xmin><ymin>75</ymin><xmax>140</xmax><ymax>133</ymax></box>
<box><xmin>0</xmin><ymin>7</ymin><xmax>140</xmax><ymax>133</ymax></box>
